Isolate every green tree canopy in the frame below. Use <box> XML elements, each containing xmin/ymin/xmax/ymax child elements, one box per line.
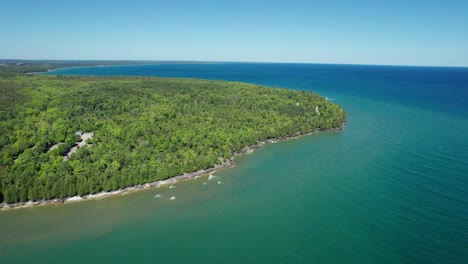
<box><xmin>0</xmin><ymin>66</ymin><xmax>346</xmax><ymax>204</ymax></box>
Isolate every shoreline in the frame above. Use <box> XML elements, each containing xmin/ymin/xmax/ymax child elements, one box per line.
<box><xmin>0</xmin><ymin>160</ymin><xmax>235</xmax><ymax>210</ymax></box>
<box><xmin>1</xmin><ymin>124</ymin><xmax>345</xmax><ymax>211</ymax></box>
<box><xmin>0</xmin><ymin>123</ymin><xmax>345</xmax><ymax>211</ymax></box>
<box><xmin>26</xmin><ymin>61</ymin><xmax>220</xmax><ymax>75</ymax></box>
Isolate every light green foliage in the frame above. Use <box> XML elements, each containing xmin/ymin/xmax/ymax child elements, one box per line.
<box><xmin>0</xmin><ymin>69</ymin><xmax>346</xmax><ymax>203</ymax></box>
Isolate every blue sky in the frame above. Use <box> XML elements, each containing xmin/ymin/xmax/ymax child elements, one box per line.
<box><xmin>1</xmin><ymin>0</ymin><xmax>467</xmax><ymax>66</ymax></box>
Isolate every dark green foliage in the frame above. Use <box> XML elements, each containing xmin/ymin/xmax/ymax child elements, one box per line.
<box><xmin>0</xmin><ymin>67</ymin><xmax>346</xmax><ymax>204</ymax></box>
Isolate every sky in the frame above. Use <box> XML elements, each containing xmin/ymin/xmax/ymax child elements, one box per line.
<box><xmin>1</xmin><ymin>0</ymin><xmax>467</xmax><ymax>66</ymax></box>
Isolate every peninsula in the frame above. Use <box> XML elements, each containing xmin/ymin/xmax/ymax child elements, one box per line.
<box><xmin>0</xmin><ymin>62</ymin><xmax>346</xmax><ymax>207</ymax></box>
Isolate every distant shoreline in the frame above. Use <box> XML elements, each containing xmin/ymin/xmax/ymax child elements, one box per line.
<box><xmin>0</xmin><ymin>123</ymin><xmax>345</xmax><ymax>211</ymax></box>
<box><xmin>27</xmin><ymin>61</ymin><xmax>220</xmax><ymax>75</ymax></box>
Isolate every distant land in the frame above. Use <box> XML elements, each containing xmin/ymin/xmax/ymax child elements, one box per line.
<box><xmin>0</xmin><ymin>59</ymin><xmax>220</xmax><ymax>76</ymax></box>
<box><xmin>0</xmin><ymin>59</ymin><xmax>216</xmax><ymax>65</ymax></box>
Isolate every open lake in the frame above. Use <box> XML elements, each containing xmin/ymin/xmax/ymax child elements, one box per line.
<box><xmin>1</xmin><ymin>63</ymin><xmax>467</xmax><ymax>263</ymax></box>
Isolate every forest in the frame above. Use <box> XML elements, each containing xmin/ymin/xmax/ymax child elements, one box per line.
<box><xmin>0</xmin><ymin>64</ymin><xmax>346</xmax><ymax>204</ymax></box>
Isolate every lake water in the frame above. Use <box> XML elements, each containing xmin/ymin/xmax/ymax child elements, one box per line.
<box><xmin>1</xmin><ymin>63</ymin><xmax>467</xmax><ymax>263</ymax></box>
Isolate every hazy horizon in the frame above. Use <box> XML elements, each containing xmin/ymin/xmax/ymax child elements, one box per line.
<box><xmin>2</xmin><ymin>58</ymin><xmax>468</xmax><ymax>68</ymax></box>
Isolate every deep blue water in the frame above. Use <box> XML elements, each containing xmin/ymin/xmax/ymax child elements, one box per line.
<box><xmin>3</xmin><ymin>63</ymin><xmax>465</xmax><ymax>263</ymax></box>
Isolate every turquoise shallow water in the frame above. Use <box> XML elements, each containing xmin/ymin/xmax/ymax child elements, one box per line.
<box><xmin>1</xmin><ymin>63</ymin><xmax>467</xmax><ymax>263</ymax></box>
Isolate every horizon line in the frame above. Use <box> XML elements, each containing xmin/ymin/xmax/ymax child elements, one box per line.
<box><xmin>1</xmin><ymin>58</ymin><xmax>467</xmax><ymax>69</ymax></box>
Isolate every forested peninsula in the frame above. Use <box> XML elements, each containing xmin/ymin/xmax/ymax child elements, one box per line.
<box><xmin>0</xmin><ymin>63</ymin><xmax>346</xmax><ymax>206</ymax></box>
